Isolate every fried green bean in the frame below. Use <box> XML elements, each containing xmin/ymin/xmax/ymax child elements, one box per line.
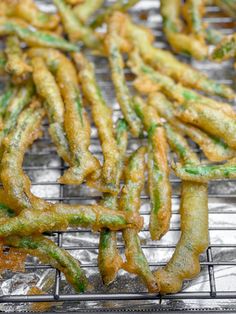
<box><xmin>214</xmin><ymin>0</ymin><xmax>236</xmax><ymax>18</ymax></box>
<box><xmin>160</xmin><ymin>0</ymin><xmax>208</xmax><ymax>60</ymax></box>
<box><xmin>128</xmin><ymin>50</ymin><xmax>235</xmax><ymax>117</ymax></box>
<box><xmin>154</xmin><ymin>124</ymin><xmax>209</xmax><ymax>294</ymax></box>
<box><xmin>161</xmin><ymin>0</ymin><xmax>183</xmax><ymax>34</ymax></box>
<box><xmin>73</xmin><ymin>52</ymin><xmax>119</xmax><ymax>193</ymax></box>
<box><xmin>1</xmin><ymin>102</ymin><xmax>47</xmax><ymax>212</ymax></box>
<box><xmin>149</xmin><ymin>92</ymin><xmax>235</xmax><ymax>162</ymax></box>
<box><xmin>175</xmin><ymin>101</ymin><xmax>236</xmax><ymax>149</ymax></box>
<box><xmin>123</xmin><ymin>14</ymin><xmax>235</xmax><ymax>99</ymax></box>
<box><xmin>106</xmin><ymin>14</ymin><xmax>142</xmax><ymax>137</ymax></box>
<box><xmin>32</xmin><ymin>54</ymin><xmax>99</xmax><ymax>184</ymax></box>
<box><xmin>174</xmin><ymin>157</ymin><xmax>236</xmax><ymax>182</ymax></box>
<box><xmin>133</xmin><ymin>96</ymin><xmax>171</xmax><ymax>240</ymax></box>
<box><xmin>31</xmin><ymin>57</ymin><xmax>71</xmax><ymax>164</ymax></box>
<box><xmin>73</xmin><ymin>0</ymin><xmax>104</xmax><ymax>24</ymax></box>
<box><xmin>98</xmin><ymin>119</ymin><xmax>128</xmax><ymax>285</ymax></box>
<box><xmin>0</xmin><ymin>199</ymin><xmax>87</xmax><ymax>293</ymax></box>
<box><xmin>164</xmin><ymin>123</ymin><xmax>199</xmax><ymax>165</ymax></box>
<box><xmin>90</xmin><ymin>0</ymin><xmax>139</xmax><ymax>29</ymax></box>
<box><xmin>0</xmin><ymin>80</ymin><xmax>34</xmax><ymax>155</ymax></box>
<box><xmin>0</xmin><ymin>98</ymin><xmax>74</xmax><ymax>220</ymax></box>
<box><xmin>6</xmin><ymin>235</ymin><xmax>88</xmax><ymax>293</ymax></box>
<box><xmin>211</xmin><ymin>33</ymin><xmax>236</xmax><ymax>62</ymax></box>
<box><xmin>53</xmin><ymin>0</ymin><xmax>102</xmax><ymax>50</ymax></box>
<box><xmin>0</xmin><ymin>0</ymin><xmax>59</xmax><ymax>30</ymax></box>
<box><xmin>5</xmin><ymin>36</ymin><xmax>32</xmax><ymax>81</ymax></box>
<box><xmin>30</xmin><ymin>49</ymin><xmax>100</xmax><ymax>185</ymax></box>
<box><xmin>182</xmin><ymin>0</ymin><xmax>206</xmax><ymax>40</ymax></box>
<box><xmin>156</xmin><ymin>181</ymin><xmax>209</xmax><ymax>293</ymax></box>
<box><xmin>0</xmin><ymin>204</ymin><xmax>143</xmax><ymax>237</ymax></box>
<box><xmin>0</xmin><ymin>17</ymin><xmax>79</xmax><ymax>52</ymax></box>
<box><xmin>120</xmin><ymin>146</ymin><xmax>159</xmax><ymax>292</ymax></box>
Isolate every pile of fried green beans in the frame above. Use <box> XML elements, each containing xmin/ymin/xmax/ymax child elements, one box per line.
<box><xmin>160</xmin><ymin>0</ymin><xmax>236</xmax><ymax>60</ymax></box>
<box><xmin>0</xmin><ymin>0</ymin><xmax>235</xmax><ymax>297</ymax></box>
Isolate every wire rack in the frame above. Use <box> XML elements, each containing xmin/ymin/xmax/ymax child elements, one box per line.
<box><xmin>0</xmin><ymin>0</ymin><xmax>236</xmax><ymax>312</ymax></box>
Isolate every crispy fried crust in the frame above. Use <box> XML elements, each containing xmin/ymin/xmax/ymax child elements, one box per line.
<box><xmin>121</xmin><ymin>146</ymin><xmax>159</xmax><ymax>293</ymax></box>
<box><xmin>149</xmin><ymin>92</ymin><xmax>235</xmax><ymax>162</ymax></box>
<box><xmin>133</xmin><ymin>96</ymin><xmax>171</xmax><ymax>240</ymax></box>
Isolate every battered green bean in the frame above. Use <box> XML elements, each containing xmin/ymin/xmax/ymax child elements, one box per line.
<box><xmin>154</xmin><ymin>124</ymin><xmax>209</xmax><ymax>294</ymax></box>
<box><xmin>53</xmin><ymin>0</ymin><xmax>102</xmax><ymax>50</ymax></box>
<box><xmin>73</xmin><ymin>52</ymin><xmax>119</xmax><ymax>192</ymax></box>
<box><xmin>133</xmin><ymin>96</ymin><xmax>171</xmax><ymax>240</ymax></box>
<box><xmin>5</xmin><ymin>36</ymin><xmax>32</xmax><ymax>81</ymax></box>
<box><xmin>128</xmin><ymin>50</ymin><xmax>235</xmax><ymax>117</ymax></box>
<box><xmin>31</xmin><ymin>57</ymin><xmax>72</xmax><ymax>165</ymax></box>
<box><xmin>214</xmin><ymin>0</ymin><xmax>236</xmax><ymax>18</ymax></box>
<box><xmin>90</xmin><ymin>0</ymin><xmax>139</xmax><ymax>29</ymax></box>
<box><xmin>123</xmin><ymin>14</ymin><xmax>235</xmax><ymax>99</ymax></box>
<box><xmin>98</xmin><ymin>119</ymin><xmax>128</xmax><ymax>285</ymax></box>
<box><xmin>161</xmin><ymin>0</ymin><xmax>183</xmax><ymax>34</ymax></box>
<box><xmin>174</xmin><ymin>157</ymin><xmax>236</xmax><ymax>182</ymax></box>
<box><xmin>30</xmin><ymin>49</ymin><xmax>100</xmax><ymax>185</ymax></box>
<box><xmin>211</xmin><ymin>33</ymin><xmax>236</xmax><ymax>62</ymax></box>
<box><xmin>182</xmin><ymin>0</ymin><xmax>206</xmax><ymax>40</ymax></box>
<box><xmin>175</xmin><ymin>101</ymin><xmax>236</xmax><ymax>149</ymax></box>
<box><xmin>73</xmin><ymin>0</ymin><xmax>104</xmax><ymax>24</ymax></box>
<box><xmin>161</xmin><ymin>0</ymin><xmax>208</xmax><ymax>60</ymax></box>
<box><xmin>0</xmin><ymin>80</ymin><xmax>34</xmax><ymax>154</ymax></box>
<box><xmin>0</xmin><ymin>204</ymin><xmax>143</xmax><ymax>237</ymax></box>
<box><xmin>6</xmin><ymin>235</ymin><xmax>88</xmax><ymax>293</ymax></box>
<box><xmin>0</xmin><ymin>0</ymin><xmax>59</xmax><ymax>30</ymax></box>
<box><xmin>0</xmin><ymin>104</ymin><xmax>57</xmax><ymax>222</ymax></box>
<box><xmin>1</xmin><ymin>103</ymin><xmax>46</xmax><ymax>212</ymax></box>
<box><xmin>164</xmin><ymin>123</ymin><xmax>199</xmax><ymax>165</ymax></box>
<box><xmin>149</xmin><ymin>92</ymin><xmax>235</xmax><ymax>162</ymax></box>
<box><xmin>1</xmin><ymin>204</ymin><xmax>87</xmax><ymax>293</ymax></box>
<box><xmin>120</xmin><ymin>146</ymin><xmax>159</xmax><ymax>292</ymax></box>
<box><xmin>0</xmin><ymin>199</ymin><xmax>87</xmax><ymax>293</ymax></box>
<box><xmin>155</xmin><ymin>180</ymin><xmax>209</xmax><ymax>293</ymax></box>
<box><xmin>106</xmin><ymin>14</ymin><xmax>142</xmax><ymax>137</ymax></box>
<box><xmin>0</xmin><ymin>17</ymin><xmax>79</xmax><ymax>52</ymax></box>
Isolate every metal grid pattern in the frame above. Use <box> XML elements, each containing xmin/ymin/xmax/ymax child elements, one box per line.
<box><xmin>0</xmin><ymin>0</ymin><xmax>236</xmax><ymax>311</ymax></box>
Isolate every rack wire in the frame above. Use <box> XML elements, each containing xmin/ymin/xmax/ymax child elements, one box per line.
<box><xmin>0</xmin><ymin>0</ymin><xmax>236</xmax><ymax>312</ymax></box>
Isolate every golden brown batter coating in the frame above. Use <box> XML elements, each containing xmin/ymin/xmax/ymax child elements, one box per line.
<box><xmin>155</xmin><ymin>123</ymin><xmax>208</xmax><ymax>294</ymax></box>
<box><xmin>5</xmin><ymin>36</ymin><xmax>32</xmax><ymax>82</ymax></box>
<box><xmin>120</xmin><ymin>146</ymin><xmax>159</xmax><ymax>292</ymax></box>
<box><xmin>149</xmin><ymin>92</ymin><xmax>235</xmax><ymax>162</ymax></box>
<box><xmin>73</xmin><ymin>52</ymin><xmax>119</xmax><ymax>193</ymax></box>
<box><xmin>132</xmin><ymin>96</ymin><xmax>171</xmax><ymax>240</ymax></box>
<box><xmin>0</xmin><ymin>0</ymin><xmax>59</xmax><ymax>30</ymax></box>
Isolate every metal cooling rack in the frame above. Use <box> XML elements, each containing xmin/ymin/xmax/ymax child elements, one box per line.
<box><xmin>0</xmin><ymin>0</ymin><xmax>236</xmax><ymax>312</ymax></box>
